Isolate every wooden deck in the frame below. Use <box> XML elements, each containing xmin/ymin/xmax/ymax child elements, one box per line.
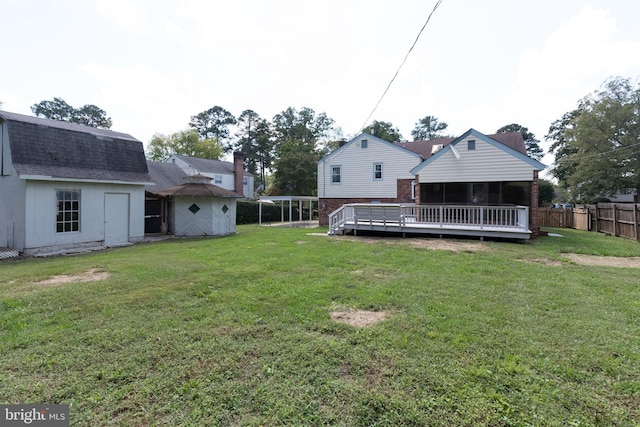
<box><xmin>328</xmin><ymin>204</ymin><xmax>532</xmax><ymax>240</ymax></box>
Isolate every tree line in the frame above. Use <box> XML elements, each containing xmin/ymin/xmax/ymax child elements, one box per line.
<box><xmin>31</xmin><ymin>74</ymin><xmax>638</xmax><ymax>203</ymax></box>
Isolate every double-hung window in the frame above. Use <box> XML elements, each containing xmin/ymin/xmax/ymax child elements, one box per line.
<box><xmin>56</xmin><ymin>190</ymin><xmax>80</xmax><ymax>233</ymax></box>
<box><xmin>373</xmin><ymin>163</ymin><xmax>383</xmax><ymax>181</ymax></box>
<box><xmin>331</xmin><ymin>165</ymin><xmax>341</xmax><ymax>184</ymax></box>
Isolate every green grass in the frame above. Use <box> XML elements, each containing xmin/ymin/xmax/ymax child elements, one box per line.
<box><xmin>1</xmin><ymin>226</ymin><xmax>639</xmax><ymax>426</ymax></box>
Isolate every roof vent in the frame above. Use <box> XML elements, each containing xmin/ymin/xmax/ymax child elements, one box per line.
<box><xmin>431</xmin><ymin>144</ymin><xmax>444</xmax><ymax>154</ymax></box>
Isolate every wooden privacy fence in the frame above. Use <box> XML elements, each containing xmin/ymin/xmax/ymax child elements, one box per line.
<box><xmin>538</xmin><ymin>203</ymin><xmax>640</xmax><ymax>241</ymax></box>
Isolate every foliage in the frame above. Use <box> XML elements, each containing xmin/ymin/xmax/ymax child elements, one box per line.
<box><xmin>411</xmin><ymin>115</ymin><xmax>448</xmax><ymax>140</ymax></box>
<box><xmin>547</xmin><ymin>77</ymin><xmax>640</xmax><ymax>201</ymax></box>
<box><xmin>496</xmin><ymin>123</ymin><xmax>544</xmax><ymax>161</ymax></box>
<box><xmin>31</xmin><ymin>97</ymin><xmax>113</xmax><ymax>129</ymax></box>
<box><xmin>189</xmin><ymin>106</ymin><xmax>237</xmax><ymax>152</ymax></box>
<box><xmin>538</xmin><ymin>179</ymin><xmax>555</xmax><ymax>205</ymax></box>
<box><xmin>362</xmin><ymin>120</ymin><xmax>403</xmax><ymax>142</ymax></box>
<box><xmin>271</xmin><ymin>107</ymin><xmax>334</xmax><ymax>195</ymax></box>
<box><xmin>1</xmin><ymin>226</ymin><xmax>639</xmax><ymax>426</ymax></box>
<box><xmin>234</xmin><ymin>110</ymin><xmax>274</xmax><ymax>191</ymax></box>
<box><xmin>146</xmin><ymin>129</ymin><xmax>223</xmax><ymax>161</ymax></box>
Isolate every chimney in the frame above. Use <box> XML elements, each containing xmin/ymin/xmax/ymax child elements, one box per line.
<box><xmin>233</xmin><ymin>151</ymin><xmax>244</xmax><ymax>197</ymax></box>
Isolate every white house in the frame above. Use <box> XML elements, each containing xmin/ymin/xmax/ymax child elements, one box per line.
<box><xmin>318</xmin><ymin>129</ymin><xmax>546</xmax><ymax>235</ymax></box>
<box><xmin>0</xmin><ymin>110</ymin><xmax>151</xmax><ymax>255</ymax></box>
<box><xmin>168</xmin><ymin>153</ymin><xmax>254</xmax><ymax>199</ymax></box>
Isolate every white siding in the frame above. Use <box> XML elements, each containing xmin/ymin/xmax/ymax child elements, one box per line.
<box><xmin>318</xmin><ymin>135</ymin><xmax>420</xmax><ymax>198</ymax></box>
<box><xmin>417</xmin><ymin>136</ymin><xmax>536</xmax><ymax>183</ymax></box>
<box><xmin>169</xmin><ymin>156</ymin><xmax>254</xmax><ymax>198</ymax></box>
<box><xmin>172</xmin><ymin>197</ymin><xmax>236</xmax><ymax>236</ymax></box>
<box><xmin>23</xmin><ymin>181</ymin><xmax>145</xmax><ymax>254</ymax></box>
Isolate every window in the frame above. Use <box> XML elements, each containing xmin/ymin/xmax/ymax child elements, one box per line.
<box><xmin>361</xmin><ymin>139</ymin><xmax>368</xmax><ymax>148</ymax></box>
<box><xmin>373</xmin><ymin>163</ymin><xmax>383</xmax><ymax>180</ymax></box>
<box><xmin>468</xmin><ymin>140</ymin><xmax>476</xmax><ymax>150</ymax></box>
<box><xmin>56</xmin><ymin>190</ymin><xmax>80</xmax><ymax>233</ymax></box>
<box><xmin>214</xmin><ymin>175</ymin><xmax>223</xmax><ymax>184</ymax></box>
<box><xmin>331</xmin><ymin>165</ymin><xmax>341</xmax><ymax>184</ymax></box>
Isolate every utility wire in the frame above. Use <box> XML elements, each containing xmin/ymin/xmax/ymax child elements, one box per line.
<box><xmin>553</xmin><ymin>140</ymin><xmax>640</xmax><ymax>164</ymax></box>
<box><xmin>359</xmin><ymin>0</ymin><xmax>444</xmax><ymax>133</ymax></box>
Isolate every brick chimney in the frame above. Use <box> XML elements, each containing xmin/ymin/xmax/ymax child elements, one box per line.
<box><xmin>233</xmin><ymin>151</ymin><xmax>244</xmax><ymax>197</ymax></box>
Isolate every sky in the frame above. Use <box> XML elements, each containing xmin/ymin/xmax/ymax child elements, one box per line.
<box><xmin>1</xmin><ymin>0</ymin><xmax>640</xmax><ymax>169</ymax></box>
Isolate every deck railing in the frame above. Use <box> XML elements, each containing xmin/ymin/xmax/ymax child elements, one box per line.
<box><xmin>329</xmin><ymin>203</ymin><xmax>530</xmax><ymax>235</ymax></box>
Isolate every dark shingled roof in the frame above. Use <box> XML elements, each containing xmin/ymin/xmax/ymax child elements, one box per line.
<box><xmin>145</xmin><ymin>161</ymin><xmax>187</xmax><ymax>193</ymax></box>
<box><xmin>396</xmin><ymin>132</ymin><xmax>527</xmax><ymax>159</ymax></box>
<box><xmin>172</xmin><ymin>154</ymin><xmax>254</xmax><ymax>177</ymax></box>
<box><xmin>0</xmin><ymin>110</ymin><xmax>151</xmax><ymax>182</ymax></box>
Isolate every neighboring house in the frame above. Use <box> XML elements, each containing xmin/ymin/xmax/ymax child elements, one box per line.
<box><xmin>168</xmin><ymin>153</ymin><xmax>254</xmax><ymax>199</ymax></box>
<box><xmin>0</xmin><ymin>110</ymin><xmax>151</xmax><ymax>255</ymax></box>
<box><xmin>145</xmin><ymin>153</ymin><xmax>246</xmax><ymax>236</ymax></box>
<box><xmin>317</xmin><ymin>128</ymin><xmax>546</xmax><ymax>234</ymax></box>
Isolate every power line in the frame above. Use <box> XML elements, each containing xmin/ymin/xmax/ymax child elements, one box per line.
<box><xmin>553</xmin><ymin>140</ymin><xmax>640</xmax><ymax>164</ymax></box>
<box><xmin>359</xmin><ymin>0</ymin><xmax>444</xmax><ymax>133</ymax></box>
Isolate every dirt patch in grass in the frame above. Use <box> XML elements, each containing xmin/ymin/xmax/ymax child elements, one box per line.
<box><xmin>563</xmin><ymin>253</ymin><xmax>640</xmax><ymax>268</ymax></box>
<box><xmin>518</xmin><ymin>258</ymin><xmax>564</xmax><ymax>267</ymax></box>
<box><xmin>36</xmin><ymin>268</ymin><xmax>110</xmax><ymax>285</ymax></box>
<box><xmin>330</xmin><ymin>235</ymin><xmax>488</xmax><ymax>252</ymax></box>
<box><xmin>330</xmin><ymin>309</ymin><xmax>387</xmax><ymax>327</ymax></box>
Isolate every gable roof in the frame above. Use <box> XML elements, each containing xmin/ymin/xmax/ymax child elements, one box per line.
<box><xmin>397</xmin><ymin>131</ymin><xmax>527</xmax><ymax>159</ymax></box>
<box><xmin>172</xmin><ymin>154</ymin><xmax>253</xmax><ymax>177</ymax></box>
<box><xmin>410</xmin><ymin>128</ymin><xmax>545</xmax><ymax>175</ymax></box>
<box><xmin>0</xmin><ymin>110</ymin><xmax>150</xmax><ymax>183</ymax></box>
<box><xmin>318</xmin><ymin>133</ymin><xmax>422</xmax><ymax>163</ymax></box>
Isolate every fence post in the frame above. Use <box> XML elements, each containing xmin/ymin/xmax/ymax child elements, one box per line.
<box><xmin>635</xmin><ymin>205</ymin><xmax>639</xmax><ymax>242</ymax></box>
<box><xmin>613</xmin><ymin>204</ymin><xmax>618</xmax><ymax>237</ymax></box>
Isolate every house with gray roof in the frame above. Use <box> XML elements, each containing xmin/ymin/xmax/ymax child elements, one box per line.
<box><xmin>0</xmin><ymin>110</ymin><xmax>151</xmax><ymax>255</ymax></box>
<box><xmin>168</xmin><ymin>153</ymin><xmax>254</xmax><ymax>199</ymax></box>
<box><xmin>145</xmin><ymin>148</ymin><xmax>248</xmax><ymax>237</ymax></box>
<box><xmin>318</xmin><ymin>128</ymin><xmax>546</xmax><ymax>237</ymax></box>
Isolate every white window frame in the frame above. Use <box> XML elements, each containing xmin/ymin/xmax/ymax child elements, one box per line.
<box><xmin>373</xmin><ymin>163</ymin><xmax>383</xmax><ymax>181</ymax></box>
<box><xmin>56</xmin><ymin>189</ymin><xmax>80</xmax><ymax>233</ymax></box>
<box><xmin>331</xmin><ymin>165</ymin><xmax>342</xmax><ymax>184</ymax></box>
<box><xmin>214</xmin><ymin>175</ymin><xmax>223</xmax><ymax>184</ymax></box>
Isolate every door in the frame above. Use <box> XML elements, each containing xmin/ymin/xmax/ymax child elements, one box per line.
<box><xmin>105</xmin><ymin>193</ymin><xmax>130</xmax><ymax>246</ymax></box>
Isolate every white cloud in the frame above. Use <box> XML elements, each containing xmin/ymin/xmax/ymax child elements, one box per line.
<box><xmin>505</xmin><ymin>4</ymin><xmax>640</xmax><ymax>145</ymax></box>
<box><xmin>82</xmin><ymin>63</ymin><xmax>195</xmax><ymax>142</ymax></box>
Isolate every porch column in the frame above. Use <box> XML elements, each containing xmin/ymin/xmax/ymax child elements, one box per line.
<box><xmin>530</xmin><ymin>171</ymin><xmax>540</xmax><ymax>236</ymax></box>
<box><xmin>414</xmin><ymin>176</ymin><xmax>421</xmax><ymax>221</ymax></box>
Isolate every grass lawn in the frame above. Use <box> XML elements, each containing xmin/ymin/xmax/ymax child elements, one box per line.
<box><xmin>1</xmin><ymin>226</ymin><xmax>639</xmax><ymax>426</ymax></box>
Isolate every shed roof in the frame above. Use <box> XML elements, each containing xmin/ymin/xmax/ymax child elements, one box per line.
<box><xmin>0</xmin><ymin>110</ymin><xmax>150</xmax><ymax>183</ymax></box>
<box><xmin>145</xmin><ymin>161</ymin><xmax>187</xmax><ymax>193</ymax></box>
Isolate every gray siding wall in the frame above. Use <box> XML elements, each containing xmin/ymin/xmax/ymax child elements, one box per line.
<box><xmin>23</xmin><ymin>181</ymin><xmax>145</xmax><ymax>254</ymax></box>
<box><xmin>0</xmin><ymin>123</ymin><xmax>26</xmax><ymax>250</ymax></box>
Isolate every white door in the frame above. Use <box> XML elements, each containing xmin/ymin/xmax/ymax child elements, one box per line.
<box><xmin>105</xmin><ymin>193</ymin><xmax>130</xmax><ymax>246</ymax></box>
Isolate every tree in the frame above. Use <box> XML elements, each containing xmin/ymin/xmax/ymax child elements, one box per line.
<box><xmin>362</xmin><ymin>120</ymin><xmax>403</xmax><ymax>142</ymax></box>
<box><xmin>547</xmin><ymin>76</ymin><xmax>640</xmax><ymax>201</ymax></box>
<box><xmin>538</xmin><ymin>179</ymin><xmax>555</xmax><ymax>206</ymax></box>
<box><xmin>546</xmin><ymin>109</ymin><xmax>581</xmax><ymax>191</ymax></box>
<box><xmin>146</xmin><ymin>129</ymin><xmax>223</xmax><ymax>161</ymax></box>
<box><xmin>496</xmin><ymin>123</ymin><xmax>544</xmax><ymax>161</ymax></box>
<box><xmin>234</xmin><ymin>109</ymin><xmax>274</xmax><ymax>191</ymax></box>
<box><xmin>271</xmin><ymin>107</ymin><xmax>334</xmax><ymax>195</ymax></box>
<box><xmin>31</xmin><ymin>97</ymin><xmax>113</xmax><ymax>129</ymax></box>
<box><xmin>189</xmin><ymin>106</ymin><xmax>237</xmax><ymax>152</ymax></box>
<box><xmin>411</xmin><ymin>115</ymin><xmax>448</xmax><ymax>140</ymax></box>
